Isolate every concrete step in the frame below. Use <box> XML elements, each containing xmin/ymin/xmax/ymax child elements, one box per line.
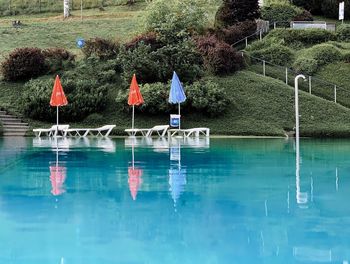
<box><xmin>3</xmin><ymin>127</ymin><xmax>29</xmax><ymax>132</ymax></box>
<box><xmin>2</xmin><ymin>121</ymin><xmax>28</xmax><ymax>126</ymax></box>
<box><xmin>3</xmin><ymin>124</ymin><xmax>29</xmax><ymax>128</ymax></box>
<box><xmin>3</xmin><ymin>132</ymin><xmax>27</xmax><ymax>136</ymax></box>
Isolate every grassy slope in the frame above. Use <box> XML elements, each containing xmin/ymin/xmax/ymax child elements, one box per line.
<box><xmin>0</xmin><ymin>4</ymin><xmax>146</xmax><ymax>59</ymax></box>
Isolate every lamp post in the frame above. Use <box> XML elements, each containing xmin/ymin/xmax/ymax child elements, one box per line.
<box><xmin>294</xmin><ymin>74</ymin><xmax>306</xmax><ymax>141</ymax></box>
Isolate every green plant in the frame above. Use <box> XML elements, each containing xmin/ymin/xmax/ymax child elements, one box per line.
<box><xmin>1</xmin><ymin>47</ymin><xmax>47</xmax><ymax>81</ymax></box>
<box><xmin>218</xmin><ymin>20</ymin><xmax>257</xmax><ymax>45</ymax></box>
<box><xmin>265</xmin><ymin>28</ymin><xmax>336</xmax><ymax>47</ymax></box>
<box><xmin>186</xmin><ymin>80</ymin><xmax>230</xmax><ymax>116</ymax></box>
<box><xmin>143</xmin><ymin>0</ymin><xmax>208</xmax><ymax>43</ymax></box>
<box><xmin>118</xmin><ymin>40</ymin><xmax>203</xmax><ymax>84</ymax></box>
<box><xmin>344</xmin><ymin>53</ymin><xmax>350</xmax><ymax>63</ymax></box>
<box><xmin>293</xmin><ymin>57</ymin><xmax>319</xmax><ymax>75</ymax></box>
<box><xmin>21</xmin><ymin>78</ymin><xmax>109</xmax><ymax>122</ymax></box>
<box><xmin>0</xmin><ymin>121</ymin><xmax>3</xmax><ymax>136</ymax></box>
<box><xmin>261</xmin><ymin>4</ymin><xmax>302</xmax><ymax>24</ymax></box>
<box><xmin>337</xmin><ymin>24</ymin><xmax>350</xmax><ymax>42</ymax></box>
<box><xmin>82</xmin><ymin>38</ymin><xmax>119</xmax><ymax>60</ymax></box>
<box><xmin>249</xmin><ymin>44</ymin><xmax>294</xmax><ymax>65</ymax></box>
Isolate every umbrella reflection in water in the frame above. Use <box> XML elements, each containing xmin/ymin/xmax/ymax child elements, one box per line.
<box><xmin>128</xmin><ymin>138</ymin><xmax>143</xmax><ymax>200</ymax></box>
<box><xmin>49</xmin><ymin>139</ymin><xmax>67</xmax><ymax>196</ymax></box>
<box><xmin>169</xmin><ymin>139</ymin><xmax>186</xmax><ymax>211</ymax></box>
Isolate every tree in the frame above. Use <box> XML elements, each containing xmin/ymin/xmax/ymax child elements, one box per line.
<box><xmin>215</xmin><ymin>0</ymin><xmax>260</xmax><ymax>28</ymax></box>
<box><xmin>63</xmin><ymin>0</ymin><xmax>70</xmax><ymax>18</ymax></box>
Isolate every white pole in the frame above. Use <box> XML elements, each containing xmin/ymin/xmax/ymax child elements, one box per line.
<box><xmin>132</xmin><ymin>105</ymin><xmax>135</xmax><ymax>130</ymax></box>
<box><xmin>295</xmin><ymin>75</ymin><xmax>306</xmax><ymax>142</ymax></box>
<box><xmin>178</xmin><ymin>102</ymin><xmax>181</xmax><ymax>130</ymax></box>
<box><xmin>56</xmin><ymin>106</ymin><xmax>59</xmax><ymax>137</ymax></box>
<box><xmin>80</xmin><ymin>0</ymin><xmax>83</xmax><ymax>21</ymax></box>
<box><xmin>285</xmin><ymin>68</ymin><xmax>288</xmax><ymax>85</ymax></box>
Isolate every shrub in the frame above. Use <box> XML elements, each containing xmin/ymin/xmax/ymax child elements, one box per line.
<box><xmin>1</xmin><ymin>47</ymin><xmax>47</xmax><ymax>81</ymax></box>
<box><xmin>303</xmin><ymin>44</ymin><xmax>342</xmax><ymax>65</ymax></box>
<box><xmin>118</xmin><ymin>40</ymin><xmax>203</xmax><ymax>84</ymax></box>
<box><xmin>293</xmin><ymin>9</ymin><xmax>313</xmax><ymax>21</ymax></box>
<box><xmin>116</xmin><ymin>80</ymin><xmax>230</xmax><ymax>116</ymax></box>
<box><xmin>218</xmin><ymin>20</ymin><xmax>257</xmax><ymax>45</ymax></box>
<box><xmin>144</xmin><ymin>0</ymin><xmax>208</xmax><ymax>43</ymax></box>
<box><xmin>337</xmin><ymin>24</ymin><xmax>350</xmax><ymax>42</ymax></box>
<box><xmin>215</xmin><ymin>0</ymin><xmax>260</xmax><ymax>28</ymax></box>
<box><xmin>195</xmin><ymin>34</ymin><xmax>244</xmax><ymax>75</ymax></box>
<box><xmin>84</xmin><ymin>113</ymin><xmax>104</xmax><ymax>124</ymax></box>
<box><xmin>186</xmin><ymin>80</ymin><xmax>230</xmax><ymax>116</ymax></box>
<box><xmin>293</xmin><ymin>0</ymin><xmax>323</xmax><ymax>15</ymax></box>
<box><xmin>261</xmin><ymin>4</ymin><xmax>301</xmax><ymax>24</ymax></box>
<box><xmin>21</xmin><ymin>78</ymin><xmax>108</xmax><ymax>122</ymax></box>
<box><xmin>293</xmin><ymin>57</ymin><xmax>319</xmax><ymax>75</ymax></box>
<box><xmin>344</xmin><ymin>53</ymin><xmax>350</xmax><ymax>63</ymax></box>
<box><xmin>82</xmin><ymin>38</ymin><xmax>119</xmax><ymax>59</ymax></box>
<box><xmin>249</xmin><ymin>44</ymin><xmax>294</xmax><ymax>65</ymax></box>
<box><xmin>125</xmin><ymin>31</ymin><xmax>162</xmax><ymax>51</ymax></box>
<box><xmin>265</xmin><ymin>28</ymin><xmax>336</xmax><ymax>47</ymax></box>
<box><xmin>0</xmin><ymin>121</ymin><xmax>3</xmax><ymax>136</ymax></box>
<box><xmin>42</xmin><ymin>48</ymin><xmax>75</xmax><ymax>73</ymax></box>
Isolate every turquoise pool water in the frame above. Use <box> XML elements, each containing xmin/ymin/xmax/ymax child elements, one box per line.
<box><xmin>1</xmin><ymin>137</ymin><xmax>350</xmax><ymax>264</ymax></box>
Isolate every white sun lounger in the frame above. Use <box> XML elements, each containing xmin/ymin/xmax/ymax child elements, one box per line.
<box><xmin>183</xmin><ymin>128</ymin><xmax>210</xmax><ymax>137</ymax></box>
<box><xmin>84</xmin><ymin>125</ymin><xmax>116</xmax><ymax>137</ymax></box>
<box><xmin>146</xmin><ymin>125</ymin><xmax>169</xmax><ymax>137</ymax></box>
<box><xmin>63</xmin><ymin>128</ymin><xmax>90</xmax><ymax>137</ymax></box>
<box><xmin>125</xmin><ymin>125</ymin><xmax>169</xmax><ymax>137</ymax></box>
<box><xmin>33</xmin><ymin>125</ymin><xmax>69</xmax><ymax>137</ymax></box>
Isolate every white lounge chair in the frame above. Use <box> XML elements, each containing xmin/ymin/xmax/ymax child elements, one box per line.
<box><xmin>33</xmin><ymin>125</ymin><xmax>69</xmax><ymax>137</ymax></box>
<box><xmin>146</xmin><ymin>125</ymin><xmax>169</xmax><ymax>137</ymax></box>
<box><xmin>183</xmin><ymin>128</ymin><xmax>210</xmax><ymax>137</ymax></box>
<box><xmin>125</xmin><ymin>125</ymin><xmax>169</xmax><ymax>137</ymax></box>
<box><xmin>124</xmin><ymin>128</ymin><xmax>149</xmax><ymax>137</ymax></box>
<box><xmin>63</xmin><ymin>128</ymin><xmax>90</xmax><ymax>137</ymax></box>
<box><xmin>85</xmin><ymin>125</ymin><xmax>116</xmax><ymax>137</ymax></box>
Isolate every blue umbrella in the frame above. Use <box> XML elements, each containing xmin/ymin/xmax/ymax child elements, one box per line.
<box><xmin>169</xmin><ymin>71</ymin><xmax>186</xmax><ymax>129</ymax></box>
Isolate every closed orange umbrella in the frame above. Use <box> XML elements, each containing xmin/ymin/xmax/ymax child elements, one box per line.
<box><xmin>50</xmin><ymin>75</ymin><xmax>68</xmax><ymax>136</ymax></box>
<box><xmin>128</xmin><ymin>142</ymin><xmax>143</xmax><ymax>200</ymax></box>
<box><xmin>128</xmin><ymin>74</ymin><xmax>144</xmax><ymax>130</ymax></box>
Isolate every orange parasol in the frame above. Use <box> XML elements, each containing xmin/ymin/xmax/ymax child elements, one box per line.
<box><xmin>50</xmin><ymin>75</ymin><xmax>68</xmax><ymax>136</ymax></box>
<box><xmin>127</xmin><ymin>74</ymin><xmax>144</xmax><ymax>130</ymax></box>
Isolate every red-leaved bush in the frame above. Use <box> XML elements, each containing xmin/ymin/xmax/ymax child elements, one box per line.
<box><xmin>125</xmin><ymin>32</ymin><xmax>163</xmax><ymax>51</ymax></box>
<box><xmin>1</xmin><ymin>47</ymin><xmax>47</xmax><ymax>81</ymax></box>
<box><xmin>195</xmin><ymin>34</ymin><xmax>244</xmax><ymax>75</ymax></box>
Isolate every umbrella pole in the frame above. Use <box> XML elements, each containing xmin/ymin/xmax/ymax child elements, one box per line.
<box><xmin>178</xmin><ymin>102</ymin><xmax>181</xmax><ymax>130</ymax></box>
<box><xmin>132</xmin><ymin>105</ymin><xmax>135</xmax><ymax>130</ymax></box>
<box><xmin>56</xmin><ymin>106</ymin><xmax>59</xmax><ymax>138</ymax></box>
<box><xmin>132</xmin><ymin>143</ymin><xmax>135</xmax><ymax>169</ymax></box>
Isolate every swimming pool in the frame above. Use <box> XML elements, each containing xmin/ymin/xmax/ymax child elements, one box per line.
<box><xmin>0</xmin><ymin>137</ymin><xmax>349</xmax><ymax>263</ymax></box>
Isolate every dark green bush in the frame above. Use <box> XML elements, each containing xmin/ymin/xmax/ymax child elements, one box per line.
<box><xmin>293</xmin><ymin>0</ymin><xmax>323</xmax><ymax>15</ymax></box>
<box><xmin>293</xmin><ymin>9</ymin><xmax>313</xmax><ymax>21</ymax></box>
<box><xmin>265</xmin><ymin>28</ymin><xmax>336</xmax><ymax>47</ymax></box>
<box><xmin>321</xmin><ymin>0</ymin><xmax>350</xmax><ymax>19</ymax></box>
<box><xmin>0</xmin><ymin>121</ymin><xmax>3</xmax><ymax>136</ymax></box>
<box><xmin>82</xmin><ymin>38</ymin><xmax>119</xmax><ymax>59</ymax></box>
<box><xmin>21</xmin><ymin>78</ymin><xmax>108</xmax><ymax>122</ymax></box>
<box><xmin>249</xmin><ymin>44</ymin><xmax>294</xmax><ymax>65</ymax></box>
<box><xmin>344</xmin><ymin>53</ymin><xmax>350</xmax><ymax>63</ymax></box>
<box><xmin>293</xmin><ymin>57</ymin><xmax>319</xmax><ymax>75</ymax></box>
<box><xmin>337</xmin><ymin>24</ymin><xmax>350</xmax><ymax>42</ymax></box>
<box><xmin>42</xmin><ymin>48</ymin><xmax>75</xmax><ymax>73</ymax></box>
<box><xmin>195</xmin><ymin>34</ymin><xmax>244</xmax><ymax>75</ymax></box>
<box><xmin>83</xmin><ymin>113</ymin><xmax>104</xmax><ymax>125</ymax></box>
<box><xmin>303</xmin><ymin>44</ymin><xmax>342</xmax><ymax>65</ymax></box>
<box><xmin>116</xmin><ymin>80</ymin><xmax>230</xmax><ymax>116</ymax></box>
<box><xmin>186</xmin><ymin>80</ymin><xmax>230</xmax><ymax>116</ymax></box>
<box><xmin>261</xmin><ymin>4</ymin><xmax>301</xmax><ymax>24</ymax></box>
<box><xmin>1</xmin><ymin>47</ymin><xmax>47</xmax><ymax>81</ymax></box>
<box><xmin>118</xmin><ymin>40</ymin><xmax>203</xmax><ymax>84</ymax></box>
